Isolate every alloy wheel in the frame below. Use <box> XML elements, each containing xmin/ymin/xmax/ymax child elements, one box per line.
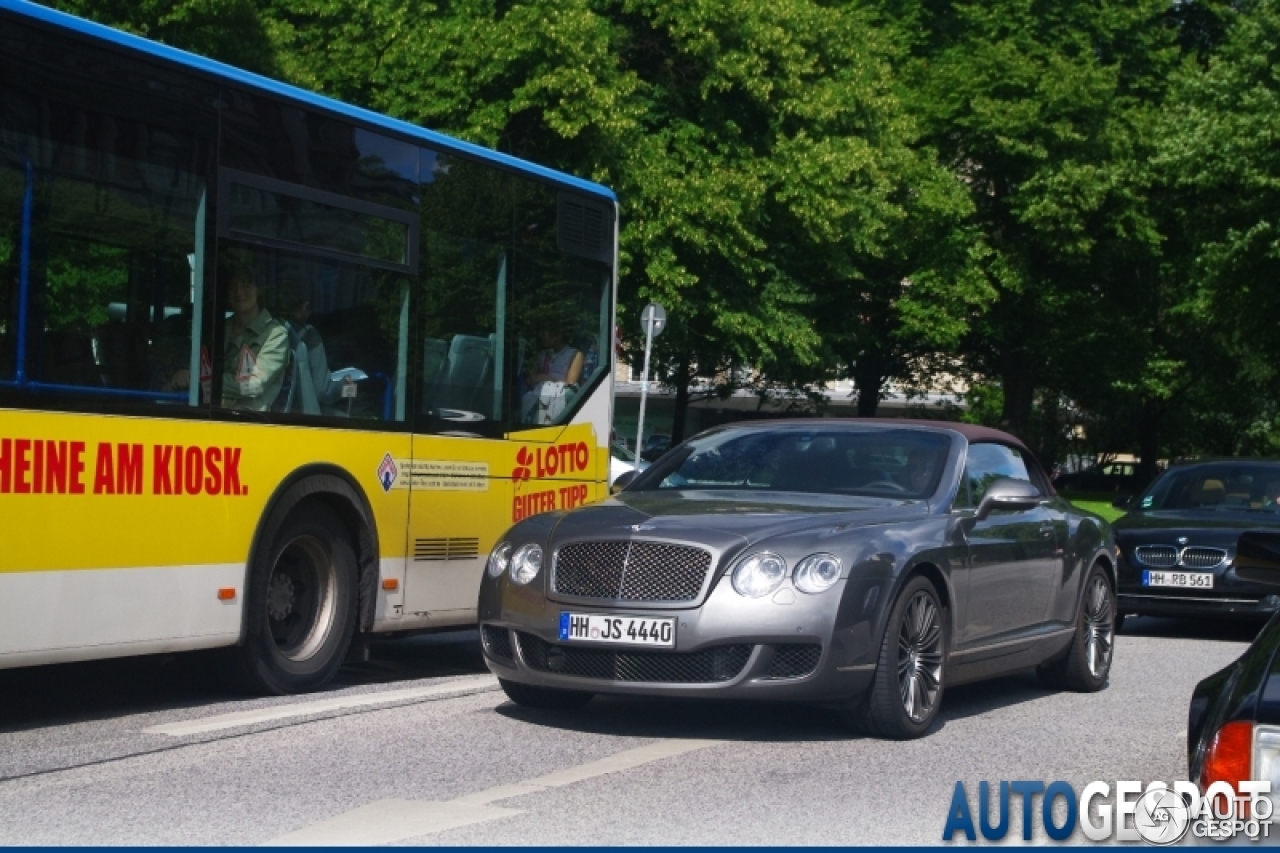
<box><xmin>897</xmin><ymin>590</ymin><xmax>943</xmax><ymax>723</ymax></box>
<box><xmin>1083</xmin><ymin>574</ymin><xmax>1115</xmax><ymax>679</ymax></box>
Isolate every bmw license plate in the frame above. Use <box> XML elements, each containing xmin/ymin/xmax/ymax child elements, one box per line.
<box><xmin>1143</xmin><ymin>570</ymin><xmax>1214</xmax><ymax>589</ymax></box>
<box><xmin>559</xmin><ymin>612</ymin><xmax>676</xmax><ymax>647</ymax></box>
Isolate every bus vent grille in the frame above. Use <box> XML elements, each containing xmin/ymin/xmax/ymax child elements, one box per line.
<box><xmin>414</xmin><ymin>538</ymin><xmax>480</xmax><ymax>561</ymax></box>
<box><xmin>558</xmin><ymin>193</ymin><xmax>613</xmax><ymax>263</ymax></box>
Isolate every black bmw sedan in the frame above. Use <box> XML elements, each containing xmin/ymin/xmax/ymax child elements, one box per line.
<box><xmin>1114</xmin><ymin>460</ymin><xmax>1280</xmax><ymax>624</ymax></box>
<box><xmin>479</xmin><ymin>420</ymin><xmax>1117</xmax><ymax>739</ymax></box>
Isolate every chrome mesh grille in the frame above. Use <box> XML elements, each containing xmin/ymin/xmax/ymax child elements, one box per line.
<box><xmin>764</xmin><ymin>644</ymin><xmax>822</xmax><ymax>680</ymax></box>
<box><xmin>1134</xmin><ymin>545</ymin><xmax>1177</xmax><ymax>568</ymax></box>
<box><xmin>553</xmin><ymin>542</ymin><xmax>629</xmax><ymax>598</ymax></box>
<box><xmin>517</xmin><ymin>633</ymin><xmax>750</xmax><ymax>683</ymax></box>
<box><xmin>1181</xmin><ymin>547</ymin><xmax>1227</xmax><ymax>569</ymax></box>
<box><xmin>554</xmin><ymin>541</ymin><xmax>713</xmax><ymax>602</ymax></box>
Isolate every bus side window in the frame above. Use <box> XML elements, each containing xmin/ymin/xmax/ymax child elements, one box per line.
<box><xmin>0</xmin><ymin>59</ymin><xmax>214</xmax><ymax>409</ymax></box>
<box><xmin>212</xmin><ymin>244</ymin><xmax>410</xmax><ymax>424</ymax></box>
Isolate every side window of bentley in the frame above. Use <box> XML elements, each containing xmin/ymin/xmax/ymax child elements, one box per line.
<box><xmin>963</xmin><ymin>443</ymin><xmax>1032</xmax><ymax>506</ymax></box>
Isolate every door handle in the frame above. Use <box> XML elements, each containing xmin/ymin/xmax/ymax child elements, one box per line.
<box><xmin>1038</xmin><ymin>523</ymin><xmax>1055</xmax><ymax>538</ymax></box>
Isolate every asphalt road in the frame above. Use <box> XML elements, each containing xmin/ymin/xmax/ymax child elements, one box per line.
<box><xmin>0</xmin><ymin>617</ymin><xmax>1265</xmax><ymax>845</ymax></box>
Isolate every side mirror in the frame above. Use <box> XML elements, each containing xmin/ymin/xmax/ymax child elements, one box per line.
<box><xmin>611</xmin><ymin>470</ymin><xmax>638</xmax><ymax>495</ymax></box>
<box><xmin>976</xmin><ymin>477</ymin><xmax>1042</xmax><ymax>520</ymax></box>
<box><xmin>1112</xmin><ymin>494</ymin><xmax>1134</xmax><ymax>510</ymax></box>
<box><xmin>1234</xmin><ymin>531</ymin><xmax>1280</xmax><ymax>585</ymax></box>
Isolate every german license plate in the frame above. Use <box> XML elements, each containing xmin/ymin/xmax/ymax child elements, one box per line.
<box><xmin>558</xmin><ymin>612</ymin><xmax>676</xmax><ymax>647</ymax></box>
<box><xmin>1143</xmin><ymin>570</ymin><xmax>1214</xmax><ymax>589</ymax></box>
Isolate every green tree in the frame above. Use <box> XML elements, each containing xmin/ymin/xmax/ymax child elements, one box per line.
<box><xmin>1151</xmin><ymin>0</ymin><xmax>1280</xmax><ymax>458</ymax></box>
<box><xmin>887</xmin><ymin>0</ymin><xmax>1181</xmax><ymax>458</ymax></box>
<box><xmin>45</xmin><ymin>0</ymin><xmax>277</xmax><ymax>73</ymax></box>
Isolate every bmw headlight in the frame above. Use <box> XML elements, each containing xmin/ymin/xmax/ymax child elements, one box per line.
<box><xmin>793</xmin><ymin>553</ymin><xmax>842</xmax><ymax>594</ymax></box>
<box><xmin>487</xmin><ymin>542</ymin><xmax>512</xmax><ymax>578</ymax></box>
<box><xmin>509</xmin><ymin>543</ymin><xmax>543</xmax><ymax>585</ymax></box>
<box><xmin>731</xmin><ymin>552</ymin><xmax>787</xmax><ymax>598</ymax></box>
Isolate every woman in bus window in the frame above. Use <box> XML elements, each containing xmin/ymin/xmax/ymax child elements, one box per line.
<box><xmin>167</xmin><ymin>261</ymin><xmax>288</xmax><ymax>411</ymax></box>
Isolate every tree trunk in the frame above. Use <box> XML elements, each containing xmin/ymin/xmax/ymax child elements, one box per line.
<box><xmin>999</xmin><ymin>349</ymin><xmax>1037</xmax><ymax>440</ymax></box>
<box><xmin>1137</xmin><ymin>396</ymin><xmax>1162</xmax><ymax>488</ymax></box>
<box><xmin>853</xmin><ymin>350</ymin><xmax>887</xmax><ymax>418</ymax></box>
<box><xmin>670</xmin><ymin>356</ymin><xmax>691</xmax><ymax>444</ymax></box>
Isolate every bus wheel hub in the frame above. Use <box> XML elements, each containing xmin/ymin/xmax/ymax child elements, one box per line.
<box><xmin>268</xmin><ymin>573</ymin><xmax>296</xmax><ymax>621</ymax></box>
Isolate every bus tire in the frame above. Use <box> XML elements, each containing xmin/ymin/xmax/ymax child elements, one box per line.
<box><xmin>224</xmin><ymin>502</ymin><xmax>359</xmax><ymax>695</ymax></box>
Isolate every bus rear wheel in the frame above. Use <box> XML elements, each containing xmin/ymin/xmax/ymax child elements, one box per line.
<box><xmin>225</xmin><ymin>503</ymin><xmax>359</xmax><ymax>694</ymax></box>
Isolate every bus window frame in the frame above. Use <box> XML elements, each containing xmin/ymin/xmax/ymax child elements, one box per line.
<box><xmin>217</xmin><ymin>168</ymin><xmax>420</xmax><ymax>276</ymax></box>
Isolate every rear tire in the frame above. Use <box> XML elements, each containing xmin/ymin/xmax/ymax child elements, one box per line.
<box><xmin>219</xmin><ymin>503</ymin><xmax>359</xmax><ymax>694</ymax></box>
<box><xmin>499</xmin><ymin>678</ymin><xmax>593</xmax><ymax>710</ymax></box>
<box><xmin>839</xmin><ymin>575</ymin><xmax>946</xmax><ymax>740</ymax></box>
<box><xmin>1038</xmin><ymin>563</ymin><xmax>1115</xmax><ymax>692</ymax></box>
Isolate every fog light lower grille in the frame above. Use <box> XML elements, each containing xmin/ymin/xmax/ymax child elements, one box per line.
<box><xmin>516</xmin><ymin>632</ymin><xmax>750</xmax><ymax>683</ymax></box>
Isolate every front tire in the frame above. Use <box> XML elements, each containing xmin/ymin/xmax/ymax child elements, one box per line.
<box><xmin>840</xmin><ymin>575</ymin><xmax>946</xmax><ymax>739</ymax></box>
<box><xmin>1038</xmin><ymin>563</ymin><xmax>1115</xmax><ymax>691</ymax></box>
<box><xmin>499</xmin><ymin>678</ymin><xmax>593</xmax><ymax>710</ymax></box>
<box><xmin>220</xmin><ymin>503</ymin><xmax>359</xmax><ymax>694</ymax></box>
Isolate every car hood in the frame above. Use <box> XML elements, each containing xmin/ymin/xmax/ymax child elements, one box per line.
<box><xmin>551</xmin><ymin>490</ymin><xmax>930</xmax><ymax>551</ymax></box>
<box><xmin>1115</xmin><ymin>510</ymin><xmax>1280</xmax><ymax>536</ymax></box>
<box><xmin>1113</xmin><ymin>510</ymin><xmax>1280</xmax><ymax>556</ymax></box>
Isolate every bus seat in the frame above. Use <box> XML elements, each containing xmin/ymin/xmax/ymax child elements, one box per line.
<box><xmin>433</xmin><ymin>334</ymin><xmax>492</xmax><ymax>412</ymax></box>
<box><xmin>423</xmin><ymin>338</ymin><xmax>447</xmax><ymax>384</ymax></box>
<box><xmin>43</xmin><ymin>330</ymin><xmax>102</xmax><ymax>388</ymax></box>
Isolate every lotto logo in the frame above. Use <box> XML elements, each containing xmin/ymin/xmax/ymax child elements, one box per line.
<box><xmin>512</xmin><ymin>447</ymin><xmax>533</xmax><ymax>484</ymax></box>
<box><xmin>376</xmin><ymin>453</ymin><xmax>398</xmax><ymax>492</ymax></box>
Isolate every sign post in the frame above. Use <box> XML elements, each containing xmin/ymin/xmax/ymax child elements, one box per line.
<box><xmin>634</xmin><ymin>303</ymin><xmax>667</xmax><ymax>463</ymax></box>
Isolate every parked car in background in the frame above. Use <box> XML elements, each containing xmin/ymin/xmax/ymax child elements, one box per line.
<box><xmin>1113</xmin><ymin>460</ymin><xmax>1280</xmax><ymax>626</ymax></box>
<box><xmin>1054</xmin><ymin>460</ymin><xmax>1142</xmax><ymax>493</ymax></box>
<box><xmin>479</xmin><ymin>419</ymin><xmax>1117</xmax><ymax>740</ymax></box>
<box><xmin>640</xmin><ymin>433</ymin><xmax>672</xmax><ymax>462</ymax></box>
<box><xmin>609</xmin><ymin>442</ymin><xmax>647</xmax><ymax>486</ymax></box>
<box><xmin>1187</xmin><ymin>530</ymin><xmax>1280</xmax><ymax>806</ymax></box>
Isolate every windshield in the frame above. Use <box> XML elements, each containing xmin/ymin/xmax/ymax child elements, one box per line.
<box><xmin>1139</xmin><ymin>463</ymin><xmax>1280</xmax><ymax>512</ymax></box>
<box><xmin>629</xmin><ymin>426</ymin><xmax>952</xmax><ymax>499</ymax></box>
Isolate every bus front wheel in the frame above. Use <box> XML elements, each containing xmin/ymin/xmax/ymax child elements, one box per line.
<box><xmin>226</xmin><ymin>503</ymin><xmax>359</xmax><ymax>694</ymax></box>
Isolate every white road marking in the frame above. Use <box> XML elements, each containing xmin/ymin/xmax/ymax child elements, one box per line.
<box><xmin>142</xmin><ymin>675</ymin><xmax>499</xmax><ymax>737</ymax></box>
<box><xmin>264</xmin><ymin>738</ymin><xmax>723</xmax><ymax>846</ymax></box>
<box><xmin>267</xmin><ymin>800</ymin><xmax>525</xmax><ymax>847</ymax></box>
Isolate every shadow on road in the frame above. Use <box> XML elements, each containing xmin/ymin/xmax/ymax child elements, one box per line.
<box><xmin>0</xmin><ymin>629</ymin><xmax>488</xmax><ymax>733</ymax></box>
<box><xmin>1120</xmin><ymin>614</ymin><xmax>1270</xmax><ymax>644</ymax></box>
<box><xmin>492</xmin><ymin>668</ymin><xmax>1061</xmax><ymax>743</ymax></box>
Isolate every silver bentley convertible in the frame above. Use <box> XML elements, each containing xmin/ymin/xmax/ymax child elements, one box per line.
<box><xmin>478</xmin><ymin>420</ymin><xmax>1117</xmax><ymax>739</ymax></box>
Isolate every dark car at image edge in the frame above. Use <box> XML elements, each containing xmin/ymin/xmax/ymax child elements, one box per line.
<box><xmin>1187</xmin><ymin>531</ymin><xmax>1280</xmax><ymax>804</ymax></box>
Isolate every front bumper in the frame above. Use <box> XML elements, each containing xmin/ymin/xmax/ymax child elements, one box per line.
<box><xmin>478</xmin><ymin>573</ymin><xmax>887</xmax><ymax>703</ymax></box>
<box><xmin>1117</xmin><ymin>592</ymin><xmax>1280</xmax><ymax>617</ymax></box>
<box><xmin>1117</xmin><ymin>557</ymin><xmax>1280</xmax><ymax>617</ymax></box>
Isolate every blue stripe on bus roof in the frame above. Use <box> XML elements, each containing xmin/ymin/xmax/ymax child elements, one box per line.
<box><xmin>0</xmin><ymin>0</ymin><xmax>617</xmax><ymax>202</ymax></box>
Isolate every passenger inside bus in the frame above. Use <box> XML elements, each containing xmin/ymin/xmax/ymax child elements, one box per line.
<box><xmin>167</xmin><ymin>263</ymin><xmax>288</xmax><ymax>411</ymax></box>
<box><xmin>521</xmin><ymin>320</ymin><xmax>583</xmax><ymax>424</ymax></box>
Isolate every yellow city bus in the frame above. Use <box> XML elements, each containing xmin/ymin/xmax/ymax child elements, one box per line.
<box><xmin>0</xmin><ymin>0</ymin><xmax>618</xmax><ymax>693</ymax></box>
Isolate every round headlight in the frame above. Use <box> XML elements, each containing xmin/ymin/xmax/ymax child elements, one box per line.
<box><xmin>510</xmin><ymin>543</ymin><xmax>543</xmax><ymax>585</ymax></box>
<box><xmin>731</xmin><ymin>552</ymin><xmax>788</xmax><ymax>598</ymax></box>
<box><xmin>487</xmin><ymin>542</ymin><xmax>512</xmax><ymax>578</ymax></box>
<box><xmin>793</xmin><ymin>553</ymin><xmax>842</xmax><ymax>594</ymax></box>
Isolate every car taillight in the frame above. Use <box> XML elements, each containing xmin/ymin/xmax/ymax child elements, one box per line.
<box><xmin>1201</xmin><ymin>721</ymin><xmax>1256</xmax><ymax>816</ymax></box>
<box><xmin>1202</xmin><ymin>721</ymin><xmax>1253</xmax><ymax>789</ymax></box>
